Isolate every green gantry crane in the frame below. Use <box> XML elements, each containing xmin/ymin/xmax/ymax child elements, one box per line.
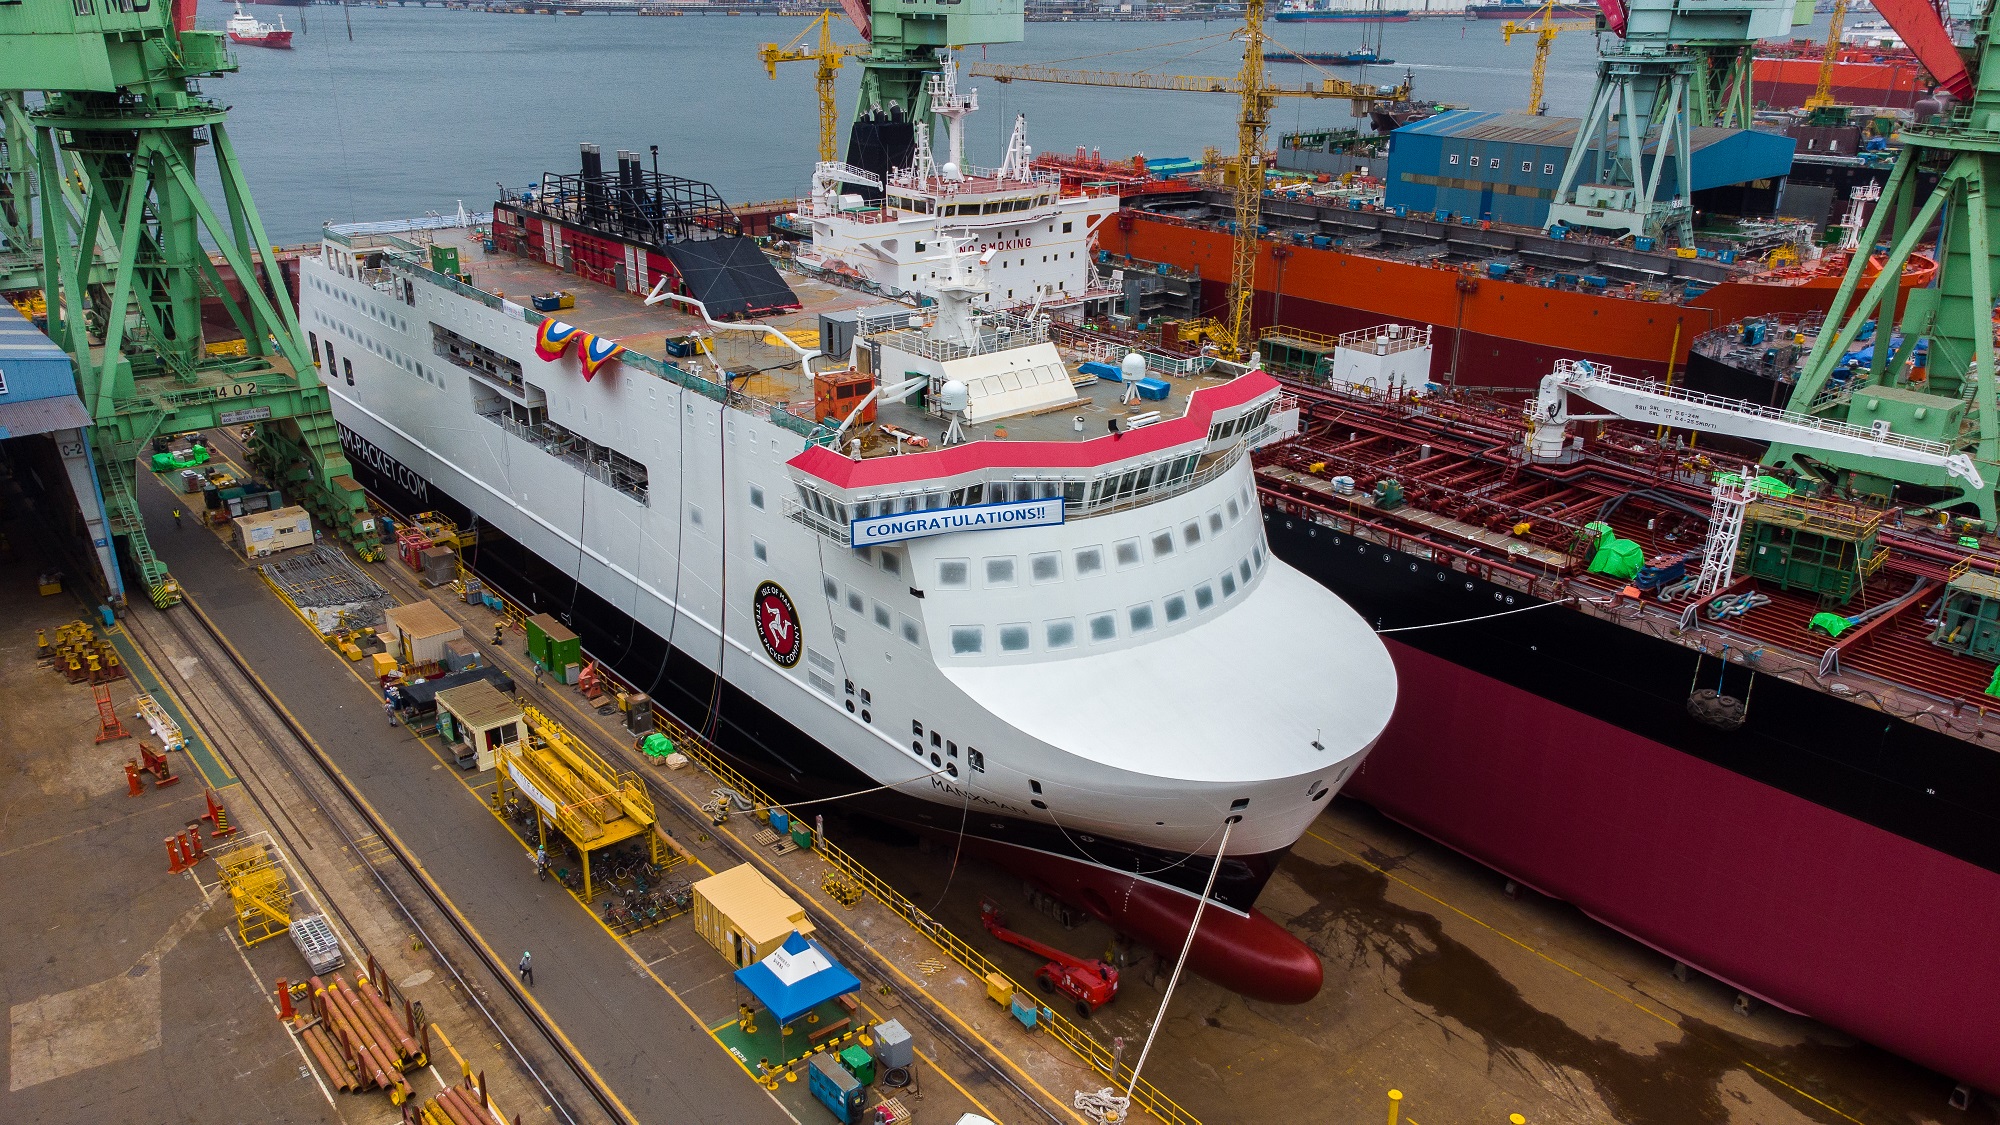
<box><xmin>826</xmin><ymin>0</ymin><xmax>1023</xmax><ymax>153</ymax></box>
<box><xmin>1767</xmin><ymin>0</ymin><xmax>1997</xmax><ymax>524</ymax></box>
<box><xmin>0</xmin><ymin>1</ymin><xmax>369</xmax><ymax>608</ymax></box>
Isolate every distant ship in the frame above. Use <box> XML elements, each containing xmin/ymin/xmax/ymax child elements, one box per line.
<box><xmin>1465</xmin><ymin>1</ymin><xmax>1600</xmax><ymax>16</ymax></box>
<box><xmin>1263</xmin><ymin>46</ymin><xmax>1394</xmax><ymax>64</ymax></box>
<box><xmin>1273</xmin><ymin>1</ymin><xmax>1413</xmax><ymax>23</ymax></box>
<box><xmin>226</xmin><ymin>3</ymin><xmax>294</xmax><ymax>48</ymax></box>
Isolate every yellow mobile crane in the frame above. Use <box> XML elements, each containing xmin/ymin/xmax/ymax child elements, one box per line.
<box><xmin>1805</xmin><ymin>0</ymin><xmax>1851</xmax><ymax>111</ymax></box>
<box><xmin>1501</xmin><ymin>2</ymin><xmax>1599</xmax><ymax>116</ymax></box>
<box><xmin>966</xmin><ymin>0</ymin><xmax>1406</xmax><ymax>359</ymax></box>
<box><xmin>760</xmin><ymin>11</ymin><xmax>870</xmax><ymax>163</ymax></box>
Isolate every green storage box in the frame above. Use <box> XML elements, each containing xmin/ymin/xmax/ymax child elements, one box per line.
<box><xmin>790</xmin><ymin>825</ymin><xmax>814</xmax><ymax>851</ymax></box>
<box><xmin>837</xmin><ymin>1044</ymin><xmax>874</xmax><ymax>1086</ymax></box>
<box><xmin>524</xmin><ymin>613</ymin><xmax>580</xmax><ymax>674</ymax></box>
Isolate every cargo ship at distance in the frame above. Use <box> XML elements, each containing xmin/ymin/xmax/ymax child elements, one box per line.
<box><xmin>310</xmin><ymin>102</ymin><xmax>1397</xmax><ymax>1005</ymax></box>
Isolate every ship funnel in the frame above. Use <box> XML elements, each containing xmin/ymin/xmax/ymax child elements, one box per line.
<box><xmin>580</xmin><ymin>142</ymin><xmax>602</xmax><ymax>180</ymax></box>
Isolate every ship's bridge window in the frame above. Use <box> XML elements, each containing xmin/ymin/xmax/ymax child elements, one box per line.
<box><xmin>950</xmin><ymin>626</ymin><xmax>984</xmax><ymax>655</ymax></box>
<box><xmin>1087</xmin><ymin>613</ymin><xmax>1117</xmax><ymax>643</ymax></box>
<box><xmin>1165</xmin><ymin>594</ymin><xmax>1188</xmax><ymax>623</ymax></box>
<box><xmin>1128</xmin><ymin>604</ymin><xmax>1156</xmax><ymax>634</ymax></box>
<box><xmin>938</xmin><ymin>559</ymin><xmax>969</xmax><ymax>587</ymax></box>
<box><xmin>1113</xmin><ymin>539</ymin><xmax>1142</xmax><ymax>569</ymax></box>
<box><xmin>998</xmin><ymin>624</ymin><xmax>1030</xmax><ymax>652</ymax></box>
<box><xmin>1208</xmin><ymin>509</ymin><xmax>1224</xmax><ymax>534</ymax></box>
<box><xmin>1227</xmin><ymin>498</ymin><xmax>1241</xmax><ymax>523</ymax></box>
<box><xmin>1029</xmin><ymin>552</ymin><xmax>1060</xmax><ymax>583</ymax></box>
<box><xmin>985</xmin><ymin>557</ymin><xmax>1017</xmax><ymax>587</ymax></box>
<box><xmin>1195</xmin><ymin>582</ymin><xmax>1215</xmax><ymax>611</ymax></box>
<box><xmin>1183</xmin><ymin>521</ymin><xmax>1202</xmax><ymax>548</ymax></box>
<box><xmin>1074</xmin><ymin>546</ymin><xmax>1104</xmax><ymax>577</ymax></box>
<box><xmin>879</xmin><ymin>550</ymin><xmax>901</xmax><ymax>577</ymax></box>
<box><xmin>1151</xmin><ymin>531</ymin><xmax>1175</xmax><ymax>559</ymax></box>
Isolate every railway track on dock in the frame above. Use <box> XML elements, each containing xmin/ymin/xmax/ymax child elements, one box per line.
<box><xmin>125</xmin><ymin>597</ymin><xmax>629</xmax><ymax>1125</ymax></box>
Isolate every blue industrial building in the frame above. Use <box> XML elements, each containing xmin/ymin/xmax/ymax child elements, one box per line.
<box><xmin>1384</xmin><ymin>110</ymin><xmax>1798</xmax><ymax>229</ymax></box>
<box><xmin>0</xmin><ymin>303</ymin><xmax>121</xmax><ymax>599</ymax></box>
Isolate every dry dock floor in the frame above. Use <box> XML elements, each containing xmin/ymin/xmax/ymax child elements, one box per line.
<box><xmin>107</xmin><ymin>425</ymin><xmax>2000</xmax><ymax>1125</ymax></box>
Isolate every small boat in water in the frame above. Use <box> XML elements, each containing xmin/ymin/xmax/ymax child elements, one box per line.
<box><xmin>226</xmin><ymin>3</ymin><xmax>294</xmax><ymax>48</ymax></box>
<box><xmin>1273</xmin><ymin>1</ymin><xmax>1413</xmax><ymax>22</ymax></box>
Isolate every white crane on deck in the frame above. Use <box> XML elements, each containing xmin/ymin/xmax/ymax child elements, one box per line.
<box><xmin>1526</xmin><ymin>359</ymin><xmax>1986</xmax><ymax>489</ymax></box>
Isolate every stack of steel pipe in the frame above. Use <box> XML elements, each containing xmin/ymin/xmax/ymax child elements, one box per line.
<box><xmin>302</xmin><ymin>973</ymin><xmax>419</xmax><ymax>1103</ymax></box>
<box><xmin>417</xmin><ymin>1072</ymin><xmax>513</xmax><ymax>1125</ymax></box>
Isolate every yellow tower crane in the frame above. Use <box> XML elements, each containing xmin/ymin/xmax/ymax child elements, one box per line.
<box><xmin>1500</xmin><ymin>2</ymin><xmax>1599</xmax><ymax>116</ymax></box>
<box><xmin>965</xmin><ymin>7</ymin><xmax>1406</xmax><ymax>359</ymax></box>
<box><xmin>760</xmin><ymin>11</ymin><xmax>870</xmax><ymax>164</ymax></box>
<box><xmin>1804</xmin><ymin>0</ymin><xmax>1851</xmax><ymax>111</ymax></box>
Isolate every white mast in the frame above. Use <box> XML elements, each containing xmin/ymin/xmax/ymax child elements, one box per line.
<box><xmin>927</xmin><ymin>56</ymin><xmax>978</xmax><ymax>181</ymax></box>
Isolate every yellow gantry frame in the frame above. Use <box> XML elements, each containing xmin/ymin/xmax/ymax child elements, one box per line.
<box><xmin>492</xmin><ymin>701</ymin><xmax>659</xmax><ymax>905</ymax></box>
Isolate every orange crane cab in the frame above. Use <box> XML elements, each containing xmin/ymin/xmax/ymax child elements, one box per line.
<box><xmin>979</xmin><ymin>902</ymin><xmax>1119</xmax><ymax>1018</ymax></box>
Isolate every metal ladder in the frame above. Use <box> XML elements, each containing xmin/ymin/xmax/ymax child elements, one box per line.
<box><xmin>98</xmin><ymin>454</ymin><xmax>181</xmax><ymax>607</ymax></box>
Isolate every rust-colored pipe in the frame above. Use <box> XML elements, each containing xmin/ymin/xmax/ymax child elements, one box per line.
<box><xmin>358</xmin><ymin>975</ymin><xmax>422</xmax><ymax>1058</ymax></box>
<box><xmin>299</xmin><ymin>1025</ymin><xmax>347</xmax><ymax>1091</ymax></box>
<box><xmin>435</xmin><ymin>1087</ymin><xmax>483</xmax><ymax>1125</ymax></box>
<box><xmin>324</xmin><ymin>987</ymin><xmax>396</xmax><ymax>1089</ymax></box>
<box><xmin>336</xmin><ymin>976</ymin><xmax>403</xmax><ymax>1061</ymax></box>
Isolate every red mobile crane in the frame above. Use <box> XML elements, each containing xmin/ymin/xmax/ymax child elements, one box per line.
<box><xmin>979</xmin><ymin>902</ymin><xmax>1120</xmax><ymax>1019</ymax></box>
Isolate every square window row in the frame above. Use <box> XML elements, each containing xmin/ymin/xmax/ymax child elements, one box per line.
<box><xmin>822</xmin><ymin>577</ymin><xmax>923</xmax><ymax>646</ymax></box>
<box><xmin>947</xmin><ymin>552</ymin><xmax>1266</xmax><ymax>657</ymax></box>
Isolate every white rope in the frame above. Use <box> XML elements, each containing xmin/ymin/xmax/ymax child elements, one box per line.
<box><xmin>1086</xmin><ymin>818</ymin><xmax>1236</xmax><ymax>1124</ymax></box>
<box><xmin>1374</xmin><ymin>596</ymin><xmax>1601</xmax><ymax>633</ymax></box>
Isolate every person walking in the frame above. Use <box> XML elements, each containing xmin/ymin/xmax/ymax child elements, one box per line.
<box><xmin>171</xmin><ymin>508</ymin><xmax>183</xmax><ymax>529</ymax></box>
<box><xmin>517</xmin><ymin>950</ymin><xmax>533</xmax><ymax>986</ymax></box>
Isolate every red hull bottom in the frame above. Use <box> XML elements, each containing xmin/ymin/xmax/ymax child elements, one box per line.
<box><xmin>1352</xmin><ymin>642</ymin><xmax>2000</xmax><ymax>1090</ymax></box>
<box><xmin>969</xmin><ymin>839</ymin><xmax>1326</xmax><ymax>1005</ymax></box>
<box><xmin>228</xmin><ymin>30</ymin><xmax>293</xmax><ymax>48</ymax></box>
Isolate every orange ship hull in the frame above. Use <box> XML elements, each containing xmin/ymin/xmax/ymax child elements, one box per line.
<box><xmin>1106</xmin><ymin>213</ymin><xmax>1930</xmax><ymax>392</ymax></box>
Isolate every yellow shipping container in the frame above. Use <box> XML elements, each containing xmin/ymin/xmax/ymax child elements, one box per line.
<box><xmin>691</xmin><ymin>863</ymin><xmax>814</xmax><ymax>969</ymax></box>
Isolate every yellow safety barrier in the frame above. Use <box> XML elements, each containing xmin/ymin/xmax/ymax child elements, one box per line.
<box><xmin>653</xmin><ymin>711</ymin><xmax>1202</xmax><ymax>1125</ymax></box>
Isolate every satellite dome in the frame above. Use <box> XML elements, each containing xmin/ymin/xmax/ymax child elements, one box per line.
<box><xmin>940</xmin><ymin>161</ymin><xmax>963</xmax><ymax>181</ymax></box>
<box><xmin>939</xmin><ymin>380</ymin><xmax>970</xmax><ymax>414</ymax></box>
<box><xmin>1121</xmin><ymin>352</ymin><xmax>1148</xmax><ymax>383</ymax></box>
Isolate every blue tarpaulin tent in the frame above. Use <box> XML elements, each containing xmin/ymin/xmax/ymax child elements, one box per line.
<box><xmin>733</xmin><ymin>932</ymin><xmax>860</xmax><ymax>1024</ymax></box>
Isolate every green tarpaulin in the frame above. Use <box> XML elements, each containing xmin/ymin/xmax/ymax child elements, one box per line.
<box><xmin>1584</xmin><ymin>522</ymin><xmax>1645</xmax><ymax>581</ymax></box>
<box><xmin>149</xmin><ymin>445</ymin><xmax>209</xmax><ymax>472</ymax></box>
<box><xmin>640</xmin><ymin>731</ymin><xmax>675</xmax><ymax>759</ymax></box>
<box><xmin>1809</xmin><ymin>612</ymin><xmax>1852</xmax><ymax>637</ymax></box>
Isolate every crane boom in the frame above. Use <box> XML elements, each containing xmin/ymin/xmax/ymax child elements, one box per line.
<box><xmin>1528</xmin><ymin>360</ymin><xmax>1986</xmax><ymax>489</ymax></box>
<box><xmin>961</xmin><ymin>62</ymin><xmax>1406</xmax><ymax>103</ymax></box>
<box><xmin>1804</xmin><ymin>0</ymin><xmax>1850</xmax><ymax>111</ymax></box>
<box><xmin>1501</xmin><ymin>4</ymin><xmax>1597</xmax><ymax>116</ymax></box>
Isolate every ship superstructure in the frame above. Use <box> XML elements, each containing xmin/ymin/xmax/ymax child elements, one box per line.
<box><xmin>793</xmin><ymin>58</ymin><xmax>1119</xmax><ymax>310</ymax></box>
<box><xmin>304</xmin><ymin>208</ymin><xmax>1396</xmax><ymax>1003</ymax></box>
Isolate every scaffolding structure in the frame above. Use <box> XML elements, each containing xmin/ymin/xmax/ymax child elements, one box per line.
<box><xmin>519</xmin><ymin>145</ymin><xmax>742</xmax><ymax>248</ymax></box>
<box><xmin>217</xmin><ymin>841</ymin><xmax>293</xmax><ymax>946</ymax></box>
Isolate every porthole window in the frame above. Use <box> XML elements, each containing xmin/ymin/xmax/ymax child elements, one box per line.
<box><xmin>1030</xmin><ymin>552</ymin><xmax>1061</xmax><ymax>583</ymax></box>
<box><xmin>1164</xmin><ymin>594</ymin><xmax>1188</xmax><ymax>622</ymax></box>
<box><xmin>1074</xmin><ymin>546</ymin><xmax>1105</xmax><ymax>576</ymax></box>
<box><xmin>1088</xmin><ymin>613</ymin><xmax>1117</xmax><ymax>643</ymax></box>
<box><xmin>999</xmin><ymin>623</ymin><xmax>1031</xmax><ymax>652</ymax></box>
<box><xmin>1128</xmin><ymin>604</ymin><xmax>1156</xmax><ymax>633</ymax></box>
<box><xmin>1194</xmin><ymin>583</ymin><xmax>1215</xmax><ymax>610</ymax></box>
<box><xmin>938</xmin><ymin>559</ymin><xmax>969</xmax><ymax>587</ymax></box>
<box><xmin>950</xmin><ymin>626</ymin><xmax>984</xmax><ymax>655</ymax></box>
<box><xmin>1183</xmin><ymin>521</ymin><xmax>1202</xmax><ymax>547</ymax></box>
<box><xmin>985</xmin><ymin>557</ymin><xmax>1017</xmax><ymax>586</ymax></box>
<box><xmin>1220</xmin><ymin>571</ymin><xmax>1238</xmax><ymax>598</ymax></box>
<box><xmin>1113</xmin><ymin>538</ymin><xmax>1142</xmax><ymax>569</ymax></box>
<box><xmin>1151</xmin><ymin>531</ymin><xmax>1175</xmax><ymax>559</ymax></box>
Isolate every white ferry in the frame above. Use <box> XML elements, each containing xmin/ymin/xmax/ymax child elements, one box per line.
<box><xmin>304</xmin><ymin>138</ymin><xmax>1394</xmax><ymax>1005</ymax></box>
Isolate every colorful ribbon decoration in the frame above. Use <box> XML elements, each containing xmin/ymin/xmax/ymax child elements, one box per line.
<box><xmin>534</xmin><ymin>318</ymin><xmax>583</xmax><ymax>361</ymax></box>
<box><xmin>579</xmin><ymin>334</ymin><xmax>626</xmax><ymax>381</ymax></box>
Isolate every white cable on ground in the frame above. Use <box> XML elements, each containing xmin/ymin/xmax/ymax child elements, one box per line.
<box><xmin>1088</xmin><ymin>817</ymin><xmax>1237</xmax><ymax>1124</ymax></box>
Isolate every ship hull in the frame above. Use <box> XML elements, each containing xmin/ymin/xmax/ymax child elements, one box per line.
<box><xmin>227</xmin><ymin>29</ymin><xmax>293</xmax><ymax>47</ymax></box>
<box><xmin>338</xmin><ymin>419</ymin><xmax>1328</xmax><ymax>1004</ymax></box>
<box><xmin>1466</xmin><ymin>2</ymin><xmax>1598</xmax><ymax>15</ymax></box>
<box><xmin>1106</xmin><ymin>215</ymin><xmax>1875</xmax><ymax>391</ymax></box>
<box><xmin>1262</xmin><ymin>508</ymin><xmax>2000</xmax><ymax>1090</ymax></box>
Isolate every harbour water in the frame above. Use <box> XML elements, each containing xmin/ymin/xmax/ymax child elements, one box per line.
<box><xmin>205</xmin><ymin>2</ymin><xmax>1619</xmax><ymax>240</ymax></box>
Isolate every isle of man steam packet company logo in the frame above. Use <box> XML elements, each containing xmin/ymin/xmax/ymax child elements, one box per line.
<box><xmin>752</xmin><ymin>581</ymin><xmax>802</xmax><ymax>668</ymax></box>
